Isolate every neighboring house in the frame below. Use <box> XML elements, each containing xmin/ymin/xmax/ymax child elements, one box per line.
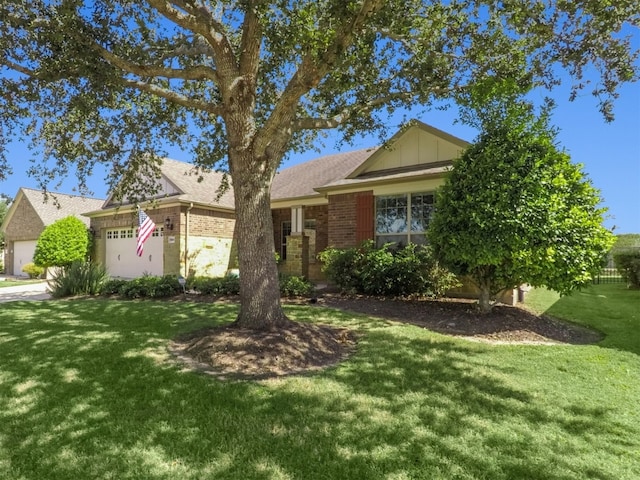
<box><xmin>271</xmin><ymin>120</ymin><xmax>469</xmax><ymax>281</ymax></box>
<box><xmin>84</xmin><ymin>158</ymin><xmax>236</xmax><ymax>279</ymax></box>
<box><xmin>0</xmin><ymin>188</ymin><xmax>104</xmax><ymax>276</ymax></box>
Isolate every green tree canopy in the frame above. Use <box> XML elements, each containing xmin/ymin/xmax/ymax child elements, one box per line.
<box><xmin>0</xmin><ymin>1</ymin><xmax>637</xmax><ymax>329</ymax></box>
<box><xmin>33</xmin><ymin>216</ymin><xmax>90</xmax><ymax>268</ymax></box>
<box><xmin>429</xmin><ymin>95</ymin><xmax>615</xmax><ymax>313</ymax></box>
<box><xmin>0</xmin><ymin>194</ymin><xmax>11</xmax><ymax>249</ymax></box>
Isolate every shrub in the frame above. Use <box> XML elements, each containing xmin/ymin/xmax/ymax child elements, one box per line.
<box><xmin>101</xmin><ymin>278</ymin><xmax>129</xmax><ymax>295</ymax></box>
<box><xmin>117</xmin><ymin>274</ymin><xmax>182</xmax><ymax>299</ymax></box>
<box><xmin>48</xmin><ymin>261</ymin><xmax>109</xmax><ymax>298</ymax></box>
<box><xmin>319</xmin><ymin>241</ymin><xmax>459</xmax><ymax>297</ymax></box>
<box><xmin>188</xmin><ymin>274</ymin><xmax>241</xmax><ymax>296</ymax></box>
<box><xmin>279</xmin><ymin>274</ymin><xmax>314</xmax><ymax>297</ymax></box>
<box><xmin>613</xmin><ymin>251</ymin><xmax>640</xmax><ymax>288</ymax></box>
<box><xmin>33</xmin><ymin>216</ymin><xmax>89</xmax><ymax>268</ymax></box>
<box><xmin>21</xmin><ymin>262</ymin><xmax>45</xmax><ymax>279</ymax></box>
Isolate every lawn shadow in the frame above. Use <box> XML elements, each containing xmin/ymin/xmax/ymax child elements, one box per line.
<box><xmin>0</xmin><ymin>300</ymin><xmax>637</xmax><ymax>479</ymax></box>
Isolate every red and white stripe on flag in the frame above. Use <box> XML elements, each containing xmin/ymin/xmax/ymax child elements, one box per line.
<box><xmin>136</xmin><ymin>209</ymin><xmax>156</xmax><ymax>257</ymax></box>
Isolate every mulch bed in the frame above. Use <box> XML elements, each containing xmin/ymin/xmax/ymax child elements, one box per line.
<box><xmin>169</xmin><ymin>293</ymin><xmax>603</xmax><ymax>380</ymax></box>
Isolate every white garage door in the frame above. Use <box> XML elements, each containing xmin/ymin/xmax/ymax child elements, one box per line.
<box><xmin>13</xmin><ymin>240</ymin><xmax>38</xmax><ymax>277</ymax></box>
<box><xmin>105</xmin><ymin>227</ymin><xmax>164</xmax><ymax>278</ymax></box>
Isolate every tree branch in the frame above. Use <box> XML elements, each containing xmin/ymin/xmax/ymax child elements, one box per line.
<box><xmin>94</xmin><ymin>43</ymin><xmax>219</xmax><ymax>82</ymax></box>
<box><xmin>121</xmin><ymin>78</ymin><xmax>223</xmax><ymax>115</ymax></box>
<box><xmin>1</xmin><ymin>59</ymin><xmax>37</xmax><ymax>78</ymax></box>
<box><xmin>255</xmin><ymin>0</ymin><xmax>385</xmax><ymax>159</ymax></box>
<box><xmin>147</xmin><ymin>0</ymin><xmax>239</xmax><ymax>79</ymax></box>
<box><xmin>239</xmin><ymin>0</ymin><xmax>262</xmax><ymax>79</ymax></box>
<box><xmin>292</xmin><ymin>91</ymin><xmax>417</xmax><ymax>131</ymax></box>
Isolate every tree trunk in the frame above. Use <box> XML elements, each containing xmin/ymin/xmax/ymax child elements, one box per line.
<box><xmin>230</xmin><ymin>152</ymin><xmax>291</xmax><ymax>330</ymax></box>
<box><xmin>477</xmin><ymin>282</ymin><xmax>493</xmax><ymax>314</ymax></box>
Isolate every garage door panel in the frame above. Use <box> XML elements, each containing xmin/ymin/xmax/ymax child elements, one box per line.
<box><xmin>105</xmin><ymin>228</ymin><xmax>163</xmax><ymax>278</ymax></box>
<box><xmin>13</xmin><ymin>240</ymin><xmax>38</xmax><ymax>277</ymax></box>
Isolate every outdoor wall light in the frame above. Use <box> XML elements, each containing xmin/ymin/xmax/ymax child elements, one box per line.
<box><xmin>164</xmin><ymin>217</ymin><xmax>174</xmax><ymax>230</ymax></box>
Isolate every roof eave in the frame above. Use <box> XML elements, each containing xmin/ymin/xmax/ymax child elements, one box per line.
<box><xmin>84</xmin><ymin>197</ymin><xmax>235</xmax><ymax>217</ymax></box>
<box><xmin>314</xmin><ymin>170</ymin><xmax>450</xmax><ymax>194</ymax></box>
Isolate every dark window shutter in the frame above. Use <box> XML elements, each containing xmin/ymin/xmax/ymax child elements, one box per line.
<box><xmin>355</xmin><ymin>192</ymin><xmax>374</xmax><ymax>243</ymax></box>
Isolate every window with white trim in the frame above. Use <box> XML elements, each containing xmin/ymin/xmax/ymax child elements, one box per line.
<box><xmin>375</xmin><ymin>192</ymin><xmax>434</xmax><ymax>247</ymax></box>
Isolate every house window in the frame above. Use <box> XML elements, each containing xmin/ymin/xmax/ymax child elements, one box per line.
<box><xmin>375</xmin><ymin>193</ymin><xmax>434</xmax><ymax>247</ymax></box>
<box><xmin>281</xmin><ymin>221</ymin><xmax>292</xmax><ymax>260</ymax></box>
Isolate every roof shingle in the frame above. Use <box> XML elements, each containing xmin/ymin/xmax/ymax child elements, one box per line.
<box><xmin>21</xmin><ymin>188</ymin><xmax>105</xmax><ymax>226</ymax></box>
<box><xmin>271</xmin><ymin>148</ymin><xmax>375</xmax><ymax>201</ymax></box>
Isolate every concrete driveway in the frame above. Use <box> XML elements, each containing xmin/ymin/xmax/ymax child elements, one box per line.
<box><xmin>0</xmin><ymin>281</ymin><xmax>51</xmax><ymax>303</ymax></box>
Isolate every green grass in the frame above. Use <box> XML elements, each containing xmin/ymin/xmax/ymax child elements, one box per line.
<box><xmin>0</xmin><ymin>288</ymin><xmax>638</xmax><ymax>479</ymax></box>
<box><xmin>526</xmin><ymin>283</ymin><xmax>640</xmax><ymax>355</ymax></box>
<box><xmin>0</xmin><ymin>279</ymin><xmax>43</xmax><ymax>288</ymax></box>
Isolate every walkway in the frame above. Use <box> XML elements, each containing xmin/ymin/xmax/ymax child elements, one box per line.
<box><xmin>0</xmin><ymin>280</ymin><xmax>51</xmax><ymax>303</ymax></box>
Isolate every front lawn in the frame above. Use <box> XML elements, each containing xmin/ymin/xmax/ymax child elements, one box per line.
<box><xmin>0</xmin><ymin>286</ymin><xmax>638</xmax><ymax>479</ymax></box>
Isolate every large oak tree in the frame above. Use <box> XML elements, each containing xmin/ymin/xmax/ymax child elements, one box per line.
<box><xmin>0</xmin><ymin>1</ymin><xmax>638</xmax><ymax>329</ymax></box>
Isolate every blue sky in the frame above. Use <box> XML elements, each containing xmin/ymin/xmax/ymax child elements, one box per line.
<box><xmin>1</xmin><ymin>77</ymin><xmax>639</xmax><ymax>233</ymax></box>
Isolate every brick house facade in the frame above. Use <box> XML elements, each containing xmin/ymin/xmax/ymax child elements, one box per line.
<box><xmin>85</xmin><ymin>158</ymin><xmax>237</xmax><ymax>279</ymax></box>
<box><xmin>270</xmin><ymin>121</ymin><xmax>464</xmax><ymax>281</ymax></box>
<box><xmin>0</xmin><ymin>188</ymin><xmax>104</xmax><ymax>276</ymax></box>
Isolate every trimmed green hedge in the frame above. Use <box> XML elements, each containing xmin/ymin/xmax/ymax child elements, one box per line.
<box><xmin>100</xmin><ymin>273</ymin><xmax>315</xmax><ymax>299</ymax></box>
<box><xmin>102</xmin><ymin>275</ymin><xmax>183</xmax><ymax>299</ymax></box>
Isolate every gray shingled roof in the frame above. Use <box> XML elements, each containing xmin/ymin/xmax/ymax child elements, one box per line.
<box><xmin>21</xmin><ymin>188</ymin><xmax>105</xmax><ymax>227</ymax></box>
<box><xmin>159</xmin><ymin>158</ymin><xmax>235</xmax><ymax>209</ymax></box>
<box><xmin>271</xmin><ymin>148</ymin><xmax>376</xmax><ymax>201</ymax></box>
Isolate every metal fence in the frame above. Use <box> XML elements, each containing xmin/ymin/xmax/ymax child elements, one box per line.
<box><xmin>592</xmin><ymin>267</ymin><xmax>624</xmax><ymax>284</ymax></box>
<box><xmin>592</xmin><ymin>248</ymin><xmax>640</xmax><ymax>284</ymax></box>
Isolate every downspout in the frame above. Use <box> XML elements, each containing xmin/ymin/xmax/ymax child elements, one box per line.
<box><xmin>184</xmin><ymin>202</ymin><xmax>194</xmax><ymax>278</ymax></box>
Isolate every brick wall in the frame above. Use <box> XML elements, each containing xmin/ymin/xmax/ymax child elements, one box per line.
<box><xmin>328</xmin><ymin>190</ymin><xmax>373</xmax><ymax>248</ymax></box>
<box><xmin>3</xmin><ymin>196</ymin><xmax>45</xmax><ymax>240</ymax></box>
<box><xmin>187</xmin><ymin>207</ymin><xmax>235</xmax><ymax>238</ymax></box>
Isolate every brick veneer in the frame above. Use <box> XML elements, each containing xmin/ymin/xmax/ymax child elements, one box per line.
<box><xmin>327</xmin><ymin>190</ymin><xmax>373</xmax><ymax>248</ymax></box>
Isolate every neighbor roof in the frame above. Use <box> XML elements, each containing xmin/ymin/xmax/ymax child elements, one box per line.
<box><xmin>271</xmin><ymin>148</ymin><xmax>376</xmax><ymax>201</ymax></box>
<box><xmin>98</xmin><ymin>157</ymin><xmax>235</xmax><ymax>212</ymax></box>
<box><xmin>19</xmin><ymin>188</ymin><xmax>104</xmax><ymax>227</ymax></box>
<box><xmin>157</xmin><ymin>158</ymin><xmax>235</xmax><ymax>209</ymax></box>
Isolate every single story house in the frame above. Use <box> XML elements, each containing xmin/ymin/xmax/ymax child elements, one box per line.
<box><xmin>271</xmin><ymin>120</ymin><xmax>468</xmax><ymax>281</ymax></box>
<box><xmin>0</xmin><ymin>188</ymin><xmax>104</xmax><ymax>276</ymax></box>
<box><xmin>84</xmin><ymin>120</ymin><xmax>465</xmax><ymax>281</ymax></box>
<box><xmin>84</xmin><ymin>158</ymin><xmax>237</xmax><ymax>279</ymax></box>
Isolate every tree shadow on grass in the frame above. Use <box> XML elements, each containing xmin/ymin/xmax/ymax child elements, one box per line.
<box><xmin>0</xmin><ymin>300</ymin><xmax>638</xmax><ymax>479</ymax></box>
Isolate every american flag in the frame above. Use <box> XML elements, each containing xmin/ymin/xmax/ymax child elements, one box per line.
<box><xmin>136</xmin><ymin>209</ymin><xmax>156</xmax><ymax>257</ymax></box>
